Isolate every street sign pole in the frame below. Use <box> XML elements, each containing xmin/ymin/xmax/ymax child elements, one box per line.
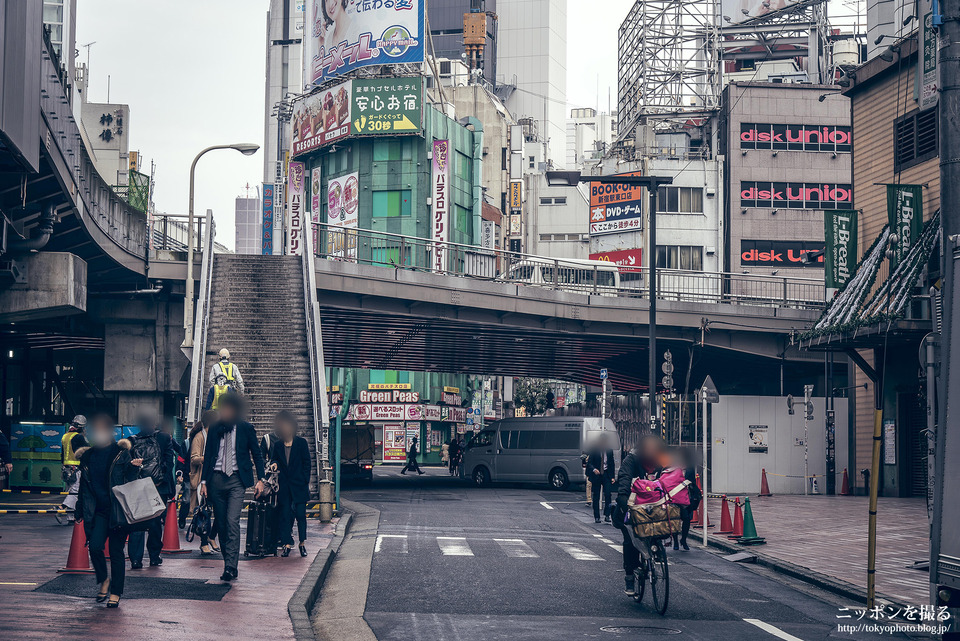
<box><xmin>804</xmin><ymin>384</ymin><xmax>813</xmax><ymax>495</ymax></box>
<box><xmin>702</xmin><ymin>386</ymin><xmax>708</xmax><ymax>549</ymax></box>
<box><xmin>600</xmin><ymin>368</ymin><xmax>608</xmax><ymax>426</ymax></box>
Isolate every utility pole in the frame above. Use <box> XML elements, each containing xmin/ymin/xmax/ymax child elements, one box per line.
<box><xmin>933</xmin><ymin>0</ymin><xmax>960</xmax><ymax>622</ymax></box>
<box><xmin>803</xmin><ymin>384</ymin><xmax>813</xmax><ymax>495</ymax></box>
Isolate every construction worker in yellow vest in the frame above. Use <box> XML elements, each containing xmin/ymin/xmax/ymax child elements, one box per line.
<box><xmin>204</xmin><ymin>374</ymin><xmax>235</xmax><ymax>411</ymax></box>
<box><xmin>209</xmin><ymin>348</ymin><xmax>245</xmax><ymax>393</ymax></box>
<box><xmin>59</xmin><ymin>415</ymin><xmax>88</xmax><ymax>519</ymax></box>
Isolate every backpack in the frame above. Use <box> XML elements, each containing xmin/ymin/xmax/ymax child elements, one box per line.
<box><xmin>132</xmin><ymin>433</ymin><xmax>165</xmax><ymax>486</ymax></box>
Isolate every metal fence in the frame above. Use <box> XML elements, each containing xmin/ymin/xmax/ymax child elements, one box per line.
<box><xmin>314</xmin><ymin>222</ymin><xmax>826</xmax><ymax>311</ymax></box>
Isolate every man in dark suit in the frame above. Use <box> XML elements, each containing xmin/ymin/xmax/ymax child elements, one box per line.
<box><xmin>585</xmin><ymin>446</ymin><xmax>616</xmax><ymax>523</ymax></box>
<box><xmin>199</xmin><ymin>393</ymin><xmax>265</xmax><ymax>581</ymax></box>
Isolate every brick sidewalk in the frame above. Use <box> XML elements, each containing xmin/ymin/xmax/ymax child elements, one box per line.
<box><xmin>0</xmin><ymin>513</ymin><xmax>338</xmax><ymax>640</ymax></box>
<box><xmin>702</xmin><ymin>495</ymin><xmax>930</xmax><ymax>605</ymax></box>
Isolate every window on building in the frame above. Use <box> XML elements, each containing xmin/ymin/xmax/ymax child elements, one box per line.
<box><xmin>502</xmin><ymin>147</ymin><xmax>508</xmax><ymax>171</ymax></box>
<box><xmin>529</xmin><ymin>155</ymin><xmax>535</xmax><ymax>169</ymax></box>
<box><xmin>554</xmin><ymin>196</ymin><xmax>567</xmax><ymax>205</ymax></box>
<box><xmin>656</xmin><ymin>245</ymin><xmax>703</xmax><ymax>270</ymax></box>
<box><xmin>372</xmin><ymin>190</ymin><xmax>411</xmax><ymax>217</ymax></box>
<box><xmin>369</xmin><ymin>370</ymin><xmax>411</xmax><ymax>385</ymax></box>
<box><xmin>894</xmin><ymin>108</ymin><xmax>938</xmax><ymax>172</ymax></box>
<box><xmin>540</xmin><ymin>197</ymin><xmax>553</xmax><ymax>205</ymax></box>
<box><xmin>455</xmin><ymin>205</ymin><xmax>471</xmax><ymax>234</ymax></box>
<box><xmin>373</xmin><ymin>140</ymin><xmax>410</xmax><ymax>161</ymax></box>
<box><xmin>457</xmin><ymin>152</ymin><xmax>472</xmax><ymax>184</ymax></box>
<box><xmin>656</xmin><ymin>187</ymin><xmax>704</xmax><ymax>213</ymax></box>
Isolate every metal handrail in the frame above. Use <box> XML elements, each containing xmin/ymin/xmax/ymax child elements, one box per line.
<box><xmin>313</xmin><ymin>222</ymin><xmax>826</xmax><ymax>311</ymax></box>
<box><xmin>301</xmin><ymin>222</ymin><xmax>330</xmax><ymax>487</ymax></box>
<box><xmin>185</xmin><ymin>210</ymin><xmax>216</xmax><ymax>424</ymax></box>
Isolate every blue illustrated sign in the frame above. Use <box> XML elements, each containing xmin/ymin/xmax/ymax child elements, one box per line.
<box><xmin>306</xmin><ymin>0</ymin><xmax>425</xmax><ymax>86</ymax></box>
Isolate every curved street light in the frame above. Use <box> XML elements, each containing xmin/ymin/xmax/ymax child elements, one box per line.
<box><xmin>182</xmin><ymin>143</ymin><xmax>260</xmax><ymax>349</ymax></box>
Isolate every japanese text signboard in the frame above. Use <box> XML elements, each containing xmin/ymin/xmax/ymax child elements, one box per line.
<box><xmin>351</xmin><ymin>77</ymin><xmax>422</xmax><ymax>135</ymax></box>
<box><xmin>589</xmin><ymin>171</ymin><xmax>645</xmax><ymax>236</ymax></box>
<box><xmin>292</xmin><ymin>79</ymin><xmax>353</xmax><ymax>156</ymax></box>
<box><xmin>431</xmin><ymin>139</ymin><xmax>450</xmax><ymax>273</ymax></box>
<box><xmin>305</xmin><ymin>0</ymin><xmax>425</xmax><ymax>86</ymax></box>
<box><xmin>887</xmin><ymin>185</ymin><xmax>923</xmax><ymax>268</ymax></box>
<box><xmin>286</xmin><ymin>162</ymin><xmax>306</xmax><ymax>256</ymax></box>
<box><xmin>261</xmin><ymin>183</ymin><xmax>275</xmax><ymax>255</ymax></box>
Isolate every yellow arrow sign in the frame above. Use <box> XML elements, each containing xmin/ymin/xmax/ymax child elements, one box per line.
<box><xmin>392</xmin><ymin>115</ymin><xmax>418</xmax><ymax>131</ymax></box>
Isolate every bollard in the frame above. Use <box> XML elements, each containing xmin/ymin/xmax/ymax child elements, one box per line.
<box><xmin>810</xmin><ymin>475</ymin><xmax>820</xmax><ymax>495</ymax></box>
<box><xmin>318</xmin><ymin>479</ymin><xmax>334</xmax><ymax>523</ymax></box>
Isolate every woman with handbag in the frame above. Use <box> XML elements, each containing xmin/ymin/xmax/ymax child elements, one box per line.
<box><xmin>75</xmin><ymin>413</ymin><xmax>143</xmax><ymax>608</ymax></box>
<box><xmin>189</xmin><ymin>410</ymin><xmax>219</xmax><ymax>555</ymax></box>
<box><xmin>270</xmin><ymin>411</ymin><xmax>312</xmax><ymax>558</ymax></box>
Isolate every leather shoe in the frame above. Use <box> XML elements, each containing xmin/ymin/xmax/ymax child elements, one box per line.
<box><xmin>220</xmin><ymin>571</ymin><xmax>234</xmax><ymax>581</ymax></box>
<box><xmin>299</xmin><ymin>544</ymin><xmax>307</xmax><ymax>557</ymax></box>
<box><xmin>281</xmin><ymin>545</ymin><xmax>291</xmax><ymax>557</ymax></box>
<box><xmin>130</xmin><ymin>562</ymin><xmax>143</xmax><ymax>570</ymax></box>
<box><xmin>228</xmin><ymin>567</ymin><xmax>238</xmax><ymax>579</ymax></box>
<box><xmin>149</xmin><ymin>557</ymin><xmax>163</xmax><ymax>566</ymax></box>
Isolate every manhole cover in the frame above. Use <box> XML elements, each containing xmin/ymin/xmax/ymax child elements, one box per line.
<box><xmin>600</xmin><ymin>626</ymin><xmax>683</xmax><ymax>635</ymax></box>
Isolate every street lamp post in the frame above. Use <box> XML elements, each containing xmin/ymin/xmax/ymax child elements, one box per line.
<box><xmin>182</xmin><ymin>143</ymin><xmax>260</xmax><ymax>349</ymax></box>
<box><xmin>545</xmin><ymin>171</ymin><xmax>673</xmax><ymax>434</ymax></box>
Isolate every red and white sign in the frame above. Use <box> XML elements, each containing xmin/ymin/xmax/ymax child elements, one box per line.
<box><xmin>287</xmin><ymin>162</ymin><xmax>306</xmax><ymax>255</ymax></box>
<box><xmin>432</xmin><ymin>140</ymin><xmax>450</xmax><ymax>272</ymax></box>
<box><xmin>406</xmin><ymin>405</ymin><xmax>423</xmax><ymax>421</ymax></box>
<box><xmin>590</xmin><ymin>248</ymin><xmax>643</xmax><ymax>271</ymax></box>
<box><xmin>442</xmin><ymin>407</ymin><xmax>467</xmax><ymax>423</ymax></box>
<box><xmin>423</xmin><ymin>405</ymin><xmax>442</xmax><ymax>421</ymax></box>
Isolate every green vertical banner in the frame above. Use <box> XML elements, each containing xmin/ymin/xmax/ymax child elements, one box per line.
<box><xmin>824</xmin><ymin>210</ymin><xmax>858</xmax><ymax>298</ymax></box>
<box><xmin>886</xmin><ymin>185</ymin><xmax>924</xmax><ymax>268</ymax></box>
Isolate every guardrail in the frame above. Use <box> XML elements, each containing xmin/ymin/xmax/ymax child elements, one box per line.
<box><xmin>301</xmin><ymin>220</ymin><xmax>331</xmax><ymax>488</ymax></box>
<box><xmin>313</xmin><ymin>222</ymin><xmax>826</xmax><ymax>311</ymax></box>
<box><xmin>185</xmin><ymin>209</ymin><xmax>216</xmax><ymax>424</ymax></box>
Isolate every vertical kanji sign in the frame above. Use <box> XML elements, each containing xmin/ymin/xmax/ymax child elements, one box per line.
<box><xmin>432</xmin><ymin>140</ymin><xmax>450</xmax><ymax>273</ymax></box>
<box><xmin>287</xmin><ymin>161</ymin><xmax>305</xmax><ymax>256</ymax></box>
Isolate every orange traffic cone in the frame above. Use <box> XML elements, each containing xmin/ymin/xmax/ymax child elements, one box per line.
<box><xmin>161</xmin><ymin>501</ymin><xmax>189</xmax><ymax>554</ymax></box>
<box><xmin>759</xmin><ymin>468</ymin><xmax>773</xmax><ymax>496</ymax></box>
<box><xmin>727</xmin><ymin>498</ymin><xmax>744</xmax><ymax>539</ymax></box>
<box><xmin>717</xmin><ymin>495</ymin><xmax>733</xmax><ymax>534</ymax></box>
<box><xmin>840</xmin><ymin>468</ymin><xmax>852</xmax><ymax>495</ymax></box>
<box><xmin>59</xmin><ymin>519</ymin><xmax>95</xmax><ymax>574</ymax></box>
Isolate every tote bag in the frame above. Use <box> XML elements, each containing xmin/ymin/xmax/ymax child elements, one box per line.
<box><xmin>112</xmin><ymin>476</ymin><xmax>166</xmax><ymax>526</ymax></box>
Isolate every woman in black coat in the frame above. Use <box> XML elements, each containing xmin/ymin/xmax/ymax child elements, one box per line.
<box><xmin>270</xmin><ymin>411</ymin><xmax>312</xmax><ymax>557</ymax></box>
<box><xmin>75</xmin><ymin>414</ymin><xmax>143</xmax><ymax>608</ymax></box>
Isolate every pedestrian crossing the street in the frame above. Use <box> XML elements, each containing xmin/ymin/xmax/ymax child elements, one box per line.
<box><xmin>373</xmin><ymin>533</ymin><xmax>622</xmax><ymax>562</ymax></box>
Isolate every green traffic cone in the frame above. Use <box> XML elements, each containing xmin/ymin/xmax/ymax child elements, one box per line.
<box><xmin>737</xmin><ymin>497</ymin><xmax>766</xmax><ymax>545</ymax></box>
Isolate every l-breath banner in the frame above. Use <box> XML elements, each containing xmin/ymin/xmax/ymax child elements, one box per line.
<box><xmin>824</xmin><ymin>210</ymin><xmax>858</xmax><ymax>298</ymax></box>
<box><xmin>886</xmin><ymin>185</ymin><xmax>923</xmax><ymax>268</ymax></box>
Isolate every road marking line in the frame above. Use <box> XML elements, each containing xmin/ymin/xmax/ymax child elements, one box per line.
<box><xmin>0</xmin><ymin>582</ymin><xmax>37</xmax><ymax>585</ymax></box>
<box><xmin>494</xmin><ymin>538</ymin><xmax>539</xmax><ymax>558</ymax></box>
<box><xmin>539</xmin><ymin>502</ymin><xmax>554</xmax><ymax>510</ymax></box>
<box><xmin>743</xmin><ymin>618</ymin><xmax>806</xmax><ymax>641</ymax></box>
<box><xmin>608</xmin><ymin>544</ymin><xmax>622</xmax><ymax>553</ymax></box>
<box><xmin>437</xmin><ymin>537</ymin><xmax>474</xmax><ymax>556</ymax></box>
<box><xmin>374</xmin><ymin>534</ymin><xmax>407</xmax><ymax>553</ymax></box>
<box><xmin>556</xmin><ymin>541</ymin><xmax>604</xmax><ymax>561</ymax></box>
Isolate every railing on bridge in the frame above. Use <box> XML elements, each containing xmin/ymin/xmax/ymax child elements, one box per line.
<box><xmin>313</xmin><ymin>223</ymin><xmax>826</xmax><ymax>311</ymax></box>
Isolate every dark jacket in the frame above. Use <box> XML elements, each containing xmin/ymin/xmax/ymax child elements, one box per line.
<box><xmin>270</xmin><ymin>436</ymin><xmax>311</xmax><ymax>504</ymax></box>
<box><xmin>76</xmin><ymin>439</ymin><xmax>140</xmax><ymax>534</ymax></box>
<box><xmin>0</xmin><ymin>431</ymin><xmax>11</xmax><ymax>464</ymax></box>
<box><xmin>201</xmin><ymin>420</ymin><xmax>265</xmax><ymax>489</ymax></box>
<box><xmin>407</xmin><ymin>444</ymin><xmax>419</xmax><ymax>460</ymax></box>
<box><xmin>131</xmin><ymin>430</ymin><xmax>176</xmax><ymax>500</ymax></box>
<box><xmin>586</xmin><ymin>449</ymin><xmax>617</xmax><ymax>484</ymax></box>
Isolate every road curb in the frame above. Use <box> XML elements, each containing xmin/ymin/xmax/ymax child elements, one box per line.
<box><xmin>705</xmin><ymin>534</ymin><xmax>911</xmax><ymax>610</ymax></box>
<box><xmin>288</xmin><ymin>512</ymin><xmax>354</xmax><ymax>641</ymax></box>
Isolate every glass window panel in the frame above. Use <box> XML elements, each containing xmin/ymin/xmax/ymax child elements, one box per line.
<box><xmin>691</xmin><ymin>188</ymin><xmax>703</xmax><ymax>213</ymax></box>
<box><xmin>667</xmin><ymin>188</ymin><xmax>679</xmax><ymax>213</ymax></box>
<box><xmin>372</xmin><ymin>191</ymin><xmax>389</xmax><ymax>217</ymax></box>
<box><xmin>679</xmin><ymin>188</ymin><xmax>692</xmax><ymax>213</ymax></box>
<box><xmin>668</xmin><ymin>246</ymin><xmax>679</xmax><ymax>269</ymax></box>
<box><xmin>691</xmin><ymin>247</ymin><xmax>703</xmax><ymax>271</ymax></box>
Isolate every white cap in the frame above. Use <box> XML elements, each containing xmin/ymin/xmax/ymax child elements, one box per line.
<box><xmin>219</xmin><ymin>348</ymin><xmax>230</xmax><ymax>359</ymax></box>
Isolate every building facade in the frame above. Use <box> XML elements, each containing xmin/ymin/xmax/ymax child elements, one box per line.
<box><xmin>566</xmin><ymin>108</ymin><xmax>617</xmax><ymax>169</ymax></box>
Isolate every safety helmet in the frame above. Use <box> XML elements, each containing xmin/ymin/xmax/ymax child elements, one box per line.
<box><xmin>218</xmin><ymin>348</ymin><xmax>230</xmax><ymax>359</ymax></box>
<box><xmin>70</xmin><ymin>414</ymin><xmax>87</xmax><ymax>430</ymax></box>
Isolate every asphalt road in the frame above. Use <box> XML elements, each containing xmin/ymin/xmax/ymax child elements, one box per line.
<box><xmin>338</xmin><ymin>467</ymin><xmax>922</xmax><ymax>641</ymax></box>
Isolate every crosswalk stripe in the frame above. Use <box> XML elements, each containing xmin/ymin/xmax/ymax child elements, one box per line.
<box><xmin>375</xmin><ymin>534</ymin><xmax>408</xmax><ymax>553</ymax></box>
<box><xmin>556</xmin><ymin>541</ymin><xmax>604</xmax><ymax>561</ymax></box>
<box><xmin>493</xmin><ymin>538</ymin><xmax>539</xmax><ymax>558</ymax></box>
<box><xmin>608</xmin><ymin>544</ymin><xmax>622</xmax><ymax>553</ymax></box>
<box><xmin>437</xmin><ymin>537</ymin><xmax>474</xmax><ymax>556</ymax></box>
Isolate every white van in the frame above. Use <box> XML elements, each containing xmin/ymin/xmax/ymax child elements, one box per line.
<box><xmin>505</xmin><ymin>258</ymin><xmax>621</xmax><ymax>294</ymax></box>
<box><xmin>461</xmin><ymin>417</ymin><xmax>620</xmax><ymax>490</ymax></box>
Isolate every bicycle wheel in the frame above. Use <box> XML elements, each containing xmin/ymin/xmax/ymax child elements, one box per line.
<box><xmin>633</xmin><ymin>566</ymin><xmax>646</xmax><ymax>603</ymax></box>
<box><xmin>649</xmin><ymin>541</ymin><xmax>670</xmax><ymax>615</ymax></box>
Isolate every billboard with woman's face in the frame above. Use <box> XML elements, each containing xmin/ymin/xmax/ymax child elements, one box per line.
<box><xmin>305</xmin><ymin>0</ymin><xmax>425</xmax><ymax>86</ymax></box>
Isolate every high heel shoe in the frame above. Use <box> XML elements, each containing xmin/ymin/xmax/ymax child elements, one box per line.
<box><xmin>96</xmin><ymin>578</ymin><xmax>110</xmax><ymax>602</ymax></box>
<box><xmin>299</xmin><ymin>544</ymin><xmax>307</xmax><ymax>557</ymax></box>
<box><xmin>281</xmin><ymin>545</ymin><xmax>291</xmax><ymax>557</ymax></box>
<box><xmin>106</xmin><ymin>595</ymin><xmax>121</xmax><ymax>608</ymax></box>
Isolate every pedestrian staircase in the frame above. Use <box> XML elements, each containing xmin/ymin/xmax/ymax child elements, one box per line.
<box><xmin>185</xmin><ymin>212</ymin><xmax>328</xmax><ymax>495</ymax></box>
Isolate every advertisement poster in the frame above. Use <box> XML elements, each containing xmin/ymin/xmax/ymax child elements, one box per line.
<box><xmin>326</xmin><ymin>171</ymin><xmax>359</xmax><ymax>259</ymax></box>
<box><xmin>740</xmin><ymin>240</ymin><xmax>825</xmax><ymax>267</ymax></box>
<box><xmin>740</xmin><ymin>181</ymin><xmax>853</xmax><ymax>209</ymax></box>
<box><xmin>292</xmin><ymin>79</ymin><xmax>353</xmax><ymax>156</ymax></box>
<box><xmin>590</xmin><ymin>248</ymin><xmax>642</xmax><ymax>270</ymax></box>
<box><xmin>589</xmin><ymin>171</ymin><xmax>645</xmax><ymax>236</ymax></box>
<box><xmin>824</xmin><ymin>210</ymin><xmax>858</xmax><ymax>297</ymax></box>
<box><xmin>748</xmin><ymin>425</ymin><xmax>768</xmax><ymax>453</ymax></box>
<box><xmin>510</xmin><ymin>214</ymin><xmax>521</xmax><ymax>236</ymax></box>
<box><xmin>287</xmin><ymin>161</ymin><xmax>306</xmax><ymax>256</ymax></box>
<box><xmin>261</xmin><ymin>183</ymin><xmax>275</xmax><ymax>255</ymax></box>
<box><xmin>887</xmin><ymin>185</ymin><xmax>923</xmax><ymax>268</ymax></box>
<box><xmin>739</xmin><ymin>123</ymin><xmax>851</xmax><ymax>153</ymax></box>
<box><xmin>883</xmin><ymin>419</ymin><xmax>897</xmax><ymax>465</ymax></box>
<box><xmin>351</xmin><ymin>77</ymin><xmax>423</xmax><ymax>135</ymax></box>
<box><xmin>306</xmin><ymin>0</ymin><xmax>425</xmax><ymax>86</ymax></box>
<box><xmin>920</xmin><ymin>0</ymin><xmax>940</xmax><ymax>111</ymax></box>
<box><xmin>384</xmin><ymin>424</ymin><xmax>406</xmax><ymax>462</ymax></box>
<box><xmin>431</xmin><ymin>139</ymin><xmax>450</xmax><ymax>273</ymax></box>
<box><xmin>509</xmin><ymin>181</ymin><xmax>522</xmax><ymax>210</ymax></box>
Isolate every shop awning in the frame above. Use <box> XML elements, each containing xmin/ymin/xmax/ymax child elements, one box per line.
<box><xmin>800</xmin><ymin>210</ymin><xmax>940</xmax><ymax>348</ymax></box>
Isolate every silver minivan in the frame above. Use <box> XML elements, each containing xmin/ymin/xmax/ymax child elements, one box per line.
<box><xmin>462</xmin><ymin>416</ymin><xmax>620</xmax><ymax>490</ymax></box>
